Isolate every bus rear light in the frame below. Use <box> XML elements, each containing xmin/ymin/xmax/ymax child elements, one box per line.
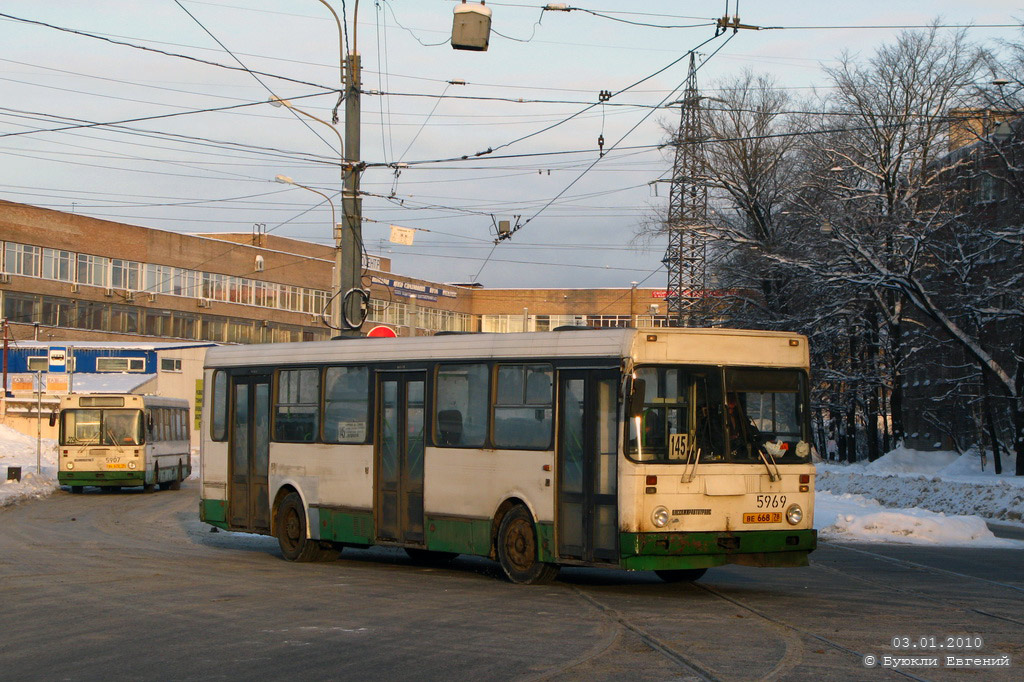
<box><xmin>645</xmin><ymin>487</ymin><xmax>657</xmax><ymax>494</ymax></box>
<box><xmin>799</xmin><ymin>474</ymin><xmax>810</xmax><ymax>484</ymax></box>
<box><xmin>128</xmin><ymin>462</ymin><xmax>136</xmax><ymax>469</ymax></box>
<box><xmin>66</xmin><ymin>462</ymin><xmax>74</xmax><ymax>470</ymax></box>
<box><xmin>542</xmin><ymin>464</ymin><xmax>551</xmax><ymax>471</ymax></box>
<box><xmin>646</xmin><ymin>475</ymin><xmax>657</xmax><ymax>485</ymax></box>
<box><xmin>63</xmin><ymin>449</ymin><xmax>68</xmax><ymax>454</ymax></box>
<box><xmin>799</xmin><ymin>485</ymin><xmax>809</xmax><ymax>492</ymax></box>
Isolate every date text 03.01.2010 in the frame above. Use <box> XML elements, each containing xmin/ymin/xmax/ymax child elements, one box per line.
<box><xmin>892</xmin><ymin>636</ymin><xmax>983</xmax><ymax>650</ymax></box>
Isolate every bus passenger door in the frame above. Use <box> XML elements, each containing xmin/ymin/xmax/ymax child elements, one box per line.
<box><xmin>228</xmin><ymin>374</ymin><xmax>272</xmax><ymax>532</ymax></box>
<box><xmin>557</xmin><ymin>369</ymin><xmax>619</xmax><ymax>563</ymax></box>
<box><xmin>375</xmin><ymin>372</ymin><xmax>426</xmax><ymax>546</ymax></box>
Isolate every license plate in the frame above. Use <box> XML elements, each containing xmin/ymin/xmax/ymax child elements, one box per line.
<box><xmin>106</xmin><ymin>463</ymin><xmax>126</xmax><ymax>469</ymax></box>
<box><xmin>743</xmin><ymin>512</ymin><xmax>781</xmax><ymax>524</ymax></box>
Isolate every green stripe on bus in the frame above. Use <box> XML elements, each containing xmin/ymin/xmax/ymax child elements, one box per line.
<box><xmin>58</xmin><ymin>471</ymin><xmax>146</xmax><ymax>485</ymax></box>
<box><xmin>618</xmin><ymin>529</ymin><xmax>816</xmax><ymax>570</ymax></box>
<box><xmin>316</xmin><ymin>507</ymin><xmax>374</xmax><ymax>545</ymax></box>
<box><xmin>536</xmin><ymin>522</ymin><xmax>555</xmax><ymax>563</ymax></box>
<box><xmin>425</xmin><ymin>516</ymin><xmax>492</xmax><ymax>556</ymax></box>
<box><xmin>200</xmin><ymin>498</ymin><xmax>229</xmax><ymax>529</ymax></box>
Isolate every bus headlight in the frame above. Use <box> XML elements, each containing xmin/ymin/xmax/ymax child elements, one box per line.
<box><xmin>128</xmin><ymin>461</ymin><xmax>136</xmax><ymax>469</ymax></box>
<box><xmin>786</xmin><ymin>504</ymin><xmax>803</xmax><ymax>525</ymax></box>
<box><xmin>66</xmin><ymin>462</ymin><xmax>74</xmax><ymax>470</ymax></box>
<box><xmin>652</xmin><ymin>506</ymin><xmax>670</xmax><ymax>528</ymax></box>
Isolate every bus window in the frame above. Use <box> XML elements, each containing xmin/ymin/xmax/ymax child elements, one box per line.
<box><xmin>435</xmin><ymin>364</ymin><xmax>488</xmax><ymax>447</ymax></box>
<box><xmin>60</xmin><ymin>409</ymin><xmax>141</xmax><ymax>446</ymax></box>
<box><xmin>61</xmin><ymin>410</ymin><xmax>102</xmax><ymax>445</ymax></box>
<box><xmin>626</xmin><ymin>367</ymin><xmax>725</xmax><ymax>464</ymax></box>
<box><xmin>493</xmin><ymin>364</ymin><xmax>553</xmax><ymax>449</ymax></box>
<box><xmin>104</xmin><ymin>410</ymin><xmax>143</xmax><ymax>446</ymax></box>
<box><xmin>211</xmin><ymin>370</ymin><xmax>228</xmax><ymax>441</ymax></box>
<box><xmin>323</xmin><ymin>366</ymin><xmax>369</xmax><ymax>443</ymax></box>
<box><xmin>275</xmin><ymin>368</ymin><xmax>320</xmax><ymax>442</ymax></box>
<box><xmin>724</xmin><ymin>368</ymin><xmax>808</xmax><ymax>462</ymax></box>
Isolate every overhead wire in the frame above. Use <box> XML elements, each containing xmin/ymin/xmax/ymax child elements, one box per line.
<box><xmin>0</xmin><ymin>11</ymin><xmax>336</xmax><ymax>90</ymax></box>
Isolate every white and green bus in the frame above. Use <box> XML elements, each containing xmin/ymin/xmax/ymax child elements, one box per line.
<box><xmin>199</xmin><ymin>328</ymin><xmax>816</xmax><ymax>584</ymax></box>
<box><xmin>56</xmin><ymin>393</ymin><xmax>192</xmax><ymax>494</ymax></box>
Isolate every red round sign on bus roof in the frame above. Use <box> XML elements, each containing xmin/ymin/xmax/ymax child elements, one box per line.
<box><xmin>366</xmin><ymin>325</ymin><xmax>398</xmax><ymax>338</ymax></box>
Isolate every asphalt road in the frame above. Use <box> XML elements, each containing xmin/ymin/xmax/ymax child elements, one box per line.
<box><xmin>1</xmin><ymin>483</ymin><xmax>1022</xmax><ymax>682</ymax></box>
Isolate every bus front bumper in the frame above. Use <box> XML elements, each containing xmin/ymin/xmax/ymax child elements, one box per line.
<box><xmin>619</xmin><ymin>529</ymin><xmax>817</xmax><ymax>571</ymax></box>
<box><xmin>58</xmin><ymin>471</ymin><xmax>147</xmax><ymax>487</ymax></box>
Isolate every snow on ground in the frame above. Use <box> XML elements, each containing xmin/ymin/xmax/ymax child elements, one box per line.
<box><xmin>814</xmin><ymin>491</ymin><xmax>1020</xmax><ymax>547</ymax></box>
<box><xmin>0</xmin><ymin>424</ymin><xmax>59</xmax><ymax>507</ymax></box>
<box><xmin>816</xmin><ymin>446</ymin><xmax>1024</xmax><ymax>531</ymax></box>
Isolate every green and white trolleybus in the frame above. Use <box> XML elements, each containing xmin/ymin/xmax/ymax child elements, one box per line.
<box><xmin>57</xmin><ymin>393</ymin><xmax>192</xmax><ymax>493</ymax></box>
<box><xmin>199</xmin><ymin>327</ymin><xmax>817</xmax><ymax>583</ymax></box>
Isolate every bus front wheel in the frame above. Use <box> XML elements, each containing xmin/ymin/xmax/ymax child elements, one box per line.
<box><xmin>496</xmin><ymin>506</ymin><xmax>559</xmax><ymax>585</ymax></box>
<box><xmin>275</xmin><ymin>492</ymin><xmax>337</xmax><ymax>562</ymax></box>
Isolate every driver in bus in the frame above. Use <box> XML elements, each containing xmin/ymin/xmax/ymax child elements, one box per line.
<box><xmin>104</xmin><ymin>412</ymin><xmax>138</xmax><ymax>445</ymax></box>
<box><xmin>726</xmin><ymin>393</ymin><xmax>762</xmax><ymax>457</ymax></box>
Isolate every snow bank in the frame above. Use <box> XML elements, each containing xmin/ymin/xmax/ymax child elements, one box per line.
<box><xmin>816</xmin><ymin>446</ymin><xmax>1024</xmax><ymax>526</ymax></box>
<box><xmin>814</xmin><ymin>491</ymin><xmax>1019</xmax><ymax>547</ymax></box>
<box><xmin>0</xmin><ymin>424</ymin><xmax>59</xmax><ymax>507</ymax></box>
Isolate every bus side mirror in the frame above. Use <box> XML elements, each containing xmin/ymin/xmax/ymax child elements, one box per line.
<box><xmin>49</xmin><ymin>411</ymin><xmax>58</xmax><ymax>428</ymax></box>
<box><xmin>147</xmin><ymin>413</ymin><xmax>154</xmax><ymax>433</ymax></box>
<box><xmin>627</xmin><ymin>378</ymin><xmax>646</xmax><ymax>418</ymax></box>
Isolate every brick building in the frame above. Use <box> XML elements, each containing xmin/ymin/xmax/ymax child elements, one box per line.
<box><xmin>0</xmin><ymin>200</ymin><xmax>667</xmax><ymax>346</ymax></box>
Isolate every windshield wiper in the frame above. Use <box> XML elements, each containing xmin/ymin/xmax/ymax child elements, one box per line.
<box><xmin>758</xmin><ymin>444</ymin><xmax>781</xmax><ymax>482</ymax></box>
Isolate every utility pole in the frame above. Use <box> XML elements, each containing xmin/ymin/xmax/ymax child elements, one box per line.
<box><xmin>340</xmin><ymin>46</ymin><xmax>364</xmax><ymax>336</ymax></box>
<box><xmin>664</xmin><ymin>53</ymin><xmax>710</xmax><ymax>327</ymax></box>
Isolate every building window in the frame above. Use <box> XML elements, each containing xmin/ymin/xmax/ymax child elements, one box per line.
<box><xmin>96</xmin><ymin>357</ymin><xmax>146</xmax><ymax>372</ymax></box>
<box><xmin>109</xmin><ymin>306</ymin><xmax>139</xmax><ymax>334</ymax></box>
<box><xmin>144</xmin><ymin>310</ymin><xmax>171</xmax><ymax>337</ymax></box>
<box><xmin>161</xmin><ymin>358</ymin><xmax>182</xmax><ymax>372</ymax></box>
<box><xmin>42</xmin><ymin>249</ymin><xmax>74</xmax><ymax>282</ymax></box>
<box><xmin>110</xmin><ymin>259</ymin><xmax>142</xmax><ymax>290</ymax></box>
<box><xmin>3</xmin><ymin>293</ymin><xmax>38</xmax><ymax>324</ymax></box>
<box><xmin>41</xmin><ymin>297</ymin><xmax>74</xmax><ymax>327</ymax></box>
<box><xmin>4</xmin><ymin>243</ymin><xmax>41</xmax><ymax>277</ymax></box>
<box><xmin>77</xmin><ymin>254</ymin><xmax>109</xmax><ymax>287</ymax></box>
<box><xmin>172</xmin><ymin>312</ymin><xmax>198</xmax><ymax>340</ymax></box>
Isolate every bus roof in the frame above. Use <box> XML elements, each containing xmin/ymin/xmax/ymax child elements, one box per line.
<box><xmin>204</xmin><ymin>327</ymin><xmax>809</xmax><ymax>370</ymax></box>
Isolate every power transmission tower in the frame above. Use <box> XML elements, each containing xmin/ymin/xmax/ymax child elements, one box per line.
<box><xmin>664</xmin><ymin>52</ymin><xmax>709</xmax><ymax>327</ymax></box>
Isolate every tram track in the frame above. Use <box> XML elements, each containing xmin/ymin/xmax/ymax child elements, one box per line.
<box><xmin>822</xmin><ymin>542</ymin><xmax>1024</xmax><ymax>595</ymax></box>
<box><xmin>811</xmin><ymin>557</ymin><xmax>1024</xmax><ymax>627</ymax></box>
<box><xmin>567</xmin><ymin>585</ymin><xmax>722</xmax><ymax>681</ymax></box>
<box><xmin>692</xmin><ymin>582</ymin><xmax>934</xmax><ymax>682</ymax></box>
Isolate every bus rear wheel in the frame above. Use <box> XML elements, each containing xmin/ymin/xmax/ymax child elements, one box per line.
<box><xmin>656</xmin><ymin>568</ymin><xmax>707</xmax><ymax>583</ymax></box>
<box><xmin>496</xmin><ymin>506</ymin><xmax>559</xmax><ymax>585</ymax></box>
<box><xmin>70</xmin><ymin>486</ymin><xmax>84</xmax><ymax>494</ymax></box>
<box><xmin>275</xmin><ymin>492</ymin><xmax>337</xmax><ymax>562</ymax></box>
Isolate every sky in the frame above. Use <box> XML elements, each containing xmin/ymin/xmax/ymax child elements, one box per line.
<box><xmin>0</xmin><ymin>1</ymin><xmax>1021</xmax><ymax>288</ymax></box>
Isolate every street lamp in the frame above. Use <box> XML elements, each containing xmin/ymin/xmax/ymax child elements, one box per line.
<box><xmin>274</xmin><ymin>175</ymin><xmax>343</xmax><ymax>330</ymax></box>
<box><xmin>268</xmin><ymin>96</ymin><xmax>345</xmax><ymax>176</ymax></box>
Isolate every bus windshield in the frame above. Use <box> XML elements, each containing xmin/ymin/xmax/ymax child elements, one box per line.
<box><xmin>626</xmin><ymin>366</ymin><xmax>809</xmax><ymax>464</ymax></box>
<box><xmin>61</xmin><ymin>409</ymin><xmax>144</xmax><ymax>446</ymax></box>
